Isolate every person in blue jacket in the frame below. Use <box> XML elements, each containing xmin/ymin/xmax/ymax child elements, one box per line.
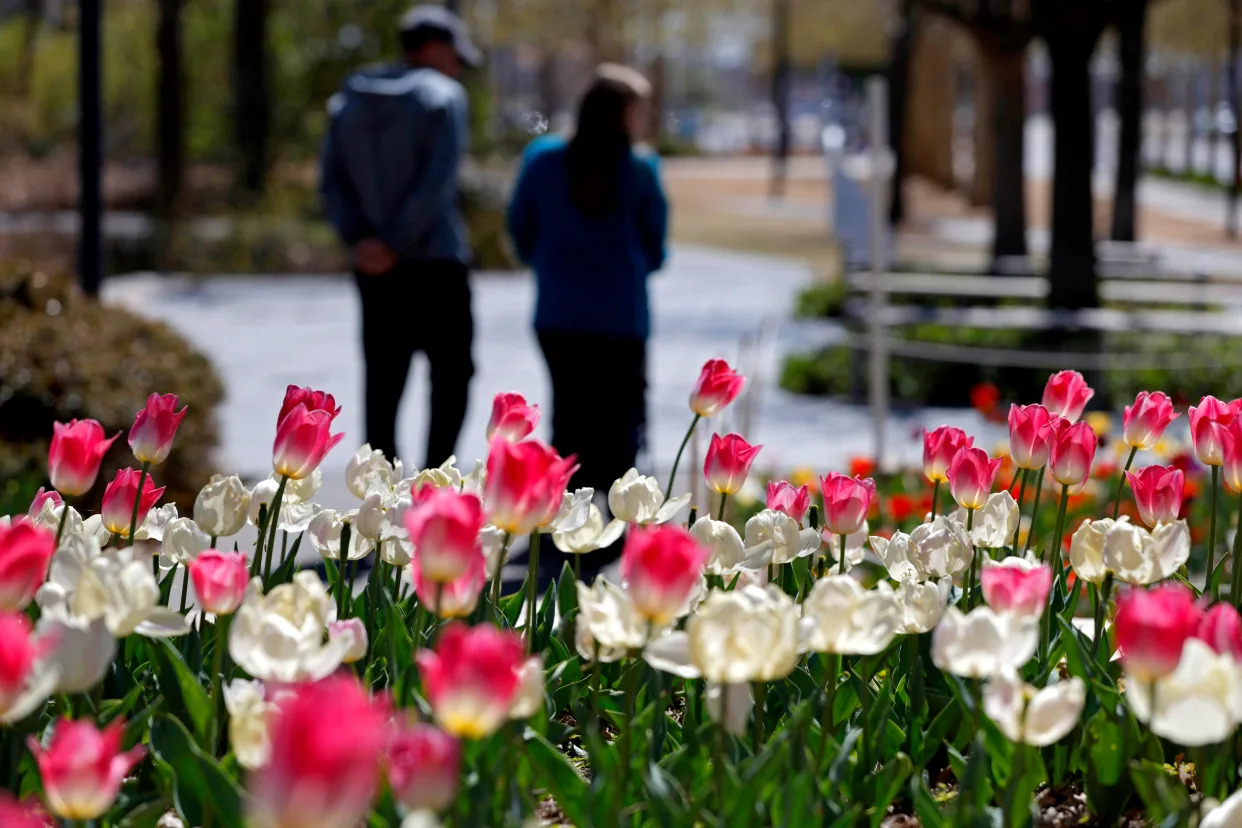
<box><xmin>508</xmin><ymin>64</ymin><xmax>669</xmax><ymax>576</ymax></box>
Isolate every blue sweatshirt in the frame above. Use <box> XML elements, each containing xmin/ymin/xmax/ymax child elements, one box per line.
<box><xmin>507</xmin><ymin>134</ymin><xmax>668</xmax><ymax>340</ymax></box>
<box><xmin>319</xmin><ymin>65</ymin><xmax>469</xmax><ymax>263</ymax></box>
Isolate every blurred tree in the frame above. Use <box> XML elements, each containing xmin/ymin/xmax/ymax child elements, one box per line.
<box><xmin>16</xmin><ymin>0</ymin><xmax>42</xmax><ymax>98</ymax></box>
<box><xmin>233</xmin><ymin>0</ymin><xmax>270</xmax><ymax>196</ymax></box>
<box><xmin>156</xmin><ymin>0</ymin><xmax>184</xmax><ymax>213</ymax></box>
<box><xmin>770</xmin><ymin>0</ymin><xmax>791</xmax><ymax>198</ymax></box>
<box><xmin>1110</xmin><ymin>0</ymin><xmax>1149</xmax><ymax>242</ymax></box>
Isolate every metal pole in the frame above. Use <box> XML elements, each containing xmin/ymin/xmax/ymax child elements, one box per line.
<box><xmin>867</xmin><ymin>76</ymin><xmax>891</xmax><ymax>471</ymax></box>
<box><xmin>79</xmin><ymin>0</ymin><xmax>103</xmax><ymax>296</ymax></box>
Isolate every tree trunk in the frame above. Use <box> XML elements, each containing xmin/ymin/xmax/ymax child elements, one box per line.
<box><xmin>970</xmin><ymin>49</ymin><xmax>994</xmax><ymax>207</ymax></box>
<box><xmin>16</xmin><ymin>0</ymin><xmax>42</xmax><ymax>97</ymax></box>
<box><xmin>233</xmin><ymin>0</ymin><xmax>270</xmax><ymax>196</ymax></box>
<box><xmin>983</xmin><ymin>41</ymin><xmax>1028</xmax><ymax>268</ymax></box>
<box><xmin>156</xmin><ymin>0</ymin><xmax>184</xmax><ymax>214</ymax></box>
<box><xmin>1110</xmin><ymin>0</ymin><xmax>1147</xmax><ymax>242</ymax></box>
<box><xmin>1047</xmin><ymin>39</ymin><xmax>1099</xmax><ymax>309</ymax></box>
<box><xmin>1229</xmin><ymin>0</ymin><xmax>1240</xmax><ymax>238</ymax></box>
<box><xmin>888</xmin><ymin>0</ymin><xmax>914</xmax><ymax>224</ymax></box>
<box><xmin>769</xmin><ymin>0</ymin><xmax>792</xmax><ymax>199</ymax></box>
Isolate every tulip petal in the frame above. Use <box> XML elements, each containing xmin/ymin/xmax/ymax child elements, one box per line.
<box><xmin>643</xmin><ymin>631</ymin><xmax>700</xmax><ymax>679</ymax></box>
<box><xmin>134</xmin><ymin>609</ymin><xmax>191</xmax><ymax>638</ymax></box>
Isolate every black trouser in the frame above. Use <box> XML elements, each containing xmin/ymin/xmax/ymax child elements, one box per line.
<box><xmin>537</xmin><ymin>330</ymin><xmax>646</xmax><ymax>577</ymax></box>
<box><xmin>355</xmin><ymin>260</ymin><xmax>473</xmax><ymax>469</ymax></box>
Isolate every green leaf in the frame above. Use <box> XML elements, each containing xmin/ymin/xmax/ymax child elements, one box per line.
<box><xmin>1129</xmin><ymin>760</ymin><xmax>1188</xmax><ymax>823</ymax></box>
<box><xmin>150</xmin><ymin>640</ymin><xmax>212</xmax><ymax>746</ymax></box>
<box><xmin>914</xmin><ymin>700</ymin><xmax>960</xmax><ymax>768</ymax></box>
<box><xmin>911</xmin><ymin>776</ymin><xmax>948</xmax><ymax>828</ymax></box>
<box><xmin>148</xmin><ymin>715</ymin><xmax>243</xmax><ymax>827</ymax></box>
<box><xmin>1085</xmin><ymin>711</ymin><xmax>1127</xmax><ymax>786</ymax></box>
<box><xmin>523</xmin><ymin>728</ymin><xmax>590</xmax><ymax>826</ymax></box>
<box><xmin>1054</xmin><ymin>615</ymin><xmax>1093</xmax><ymax>682</ymax></box>
<box><xmin>868</xmin><ymin>753</ymin><xmax>912</xmax><ymax>828</ymax></box>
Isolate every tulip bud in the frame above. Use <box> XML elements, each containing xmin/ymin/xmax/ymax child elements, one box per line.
<box><xmin>922</xmin><ymin>426</ymin><xmax>973</xmax><ymax>484</ymax></box>
<box><xmin>386</xmin><ymin>724</ymin><xmax>461</xmax><ymax>814</ymax></box>
<box><xmin>486</xmin><ymin>392</ymin><xmax>540</xmax><ymax>443</ymax></box>
<box><xmin>188</xmin><ymin>550</ymin><xmax>249</xmax><ymax>616</ymax></box>
<box><xmin>1122</xmin><ymin>391</ymin><xmax>1178</xmax><ymax>450</ymax></box>
<box><xmin>26</xmin><ymin>488</ymin><xmax>62</xmax><ymax>519</ymax></box>
<box><xmin>48</xmin><ymin>419</ymin><xmax>119</xmax><ymax>497</ymax></box>
<box><xmin>127</xmin><ymin>393</ymin><xmax>187</xmax><ymax>465</ymax></box>
<box><xmin>404</xmin><ymin>489</ymin><xmax>485</xmax><ymax>584</ymax></box>
<box><xmin>416</xmin><ymin>623</ymin><xmax>526</xmax><ymax>739</ymax></box>
<box><xmin>819</xmin><ymin>472</ymin><xmax>876</xmax><ymax>536</ymax></box>
<box><xmin>328</xmin><ymin>618</ymin><xmax>368</xmax><ymax>663</ymax></box>
<box><xmin>484</xmin><ymin>437</ymin><xmax>578</xmax><ymax>536</ymax></box>
<box><xmin>1125</xmin><ymin>465</ymin><xmax>1184</xmax><ymax>527</ymax></box>
<box><xmin>27</xmin><ymin>718</ymin><xmax>146</xmax><ymax>821</ymax></box>
<box><xmin>412</xmin><ymin>553</ymin><xmax>486</xmax><ymax>618</ymax></box>
<box><xmin>621</xmin><ymin>525</ymin><xmax>710</xmax><ymax>625</ymax></box>
<box><xmin>946</xmin><ymin>446</ymin><xmax>1002</xmax><ymax>510</ymax></box>
<box><xmin>1114</xmin><ymin>584</ymin><xmax>1202</xmax><ymax>682</ymax></box>
<box><xmin>689</xmin><ymin>358</ymin><xmax>745</xmax><ymax>418</ymax></box>
<box><xmin>277</xmin><ymin>384</ymin><xmax>341</xmax><ymax>427</ymax></box>
<box><xmin>1194</xmin><ymin>603</ymin><xmax>1242</xmax><ymax>660</ymax></box>
<box><xmin>1189</xmin><ymin>395</ymin><xmax>1237</xmax><ymax>467</ymax></box>
<box><xmin>980</xmin><ymin>558</ymin><xmax>1053</xmax><ymax>619</ymax></box>
<box><xmin>1048</xmin><ymin>419</ymin><xmax>1097</xmax><ymax>487</ymax></box>
<box><xmin>1007</xmin><ymin>404</ymin><xmax>1055</xmax><ymax>470</ymax></box>
<box><xmin>272</xmin><ymin>404</ymin><xmax>345</xmax><ymax>481</ymax></box>
<box><xmin>193</xmin><ymin>474</ymin><xmax>251</xmax><ymax>538</ymax></box>
<box><xmin>1041</xmin><ymin>370</ymin><xmax>1094</xmax><ymax>423</ymax></box>
<box><xmin>765</xmin><ymin>480</ymin><xmax>811</xmax><ymax>523</ymax></box>
<box><xmin>0</xmin><ymin>520</ymin><xmax>55</xmax><ymax>612</ymax></box>
<box><xmin>100</xmin><ymin>468</ymin><xmax>166</xmax><ymax>538</ymax></box>
<box><xmin>704</xmin><ymin>433</ymin><xmax>762</xmax><ymax>496</ymax></box>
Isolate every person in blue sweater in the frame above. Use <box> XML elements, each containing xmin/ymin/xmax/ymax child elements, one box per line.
<box><xmin>508</xmin><ymin>64</ymin><xmax>669</xmax><ymax>576</ymax></box>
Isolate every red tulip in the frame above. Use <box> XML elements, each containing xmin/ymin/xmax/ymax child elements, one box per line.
<box><xmin>27</xmin><ymin>718</ymin><xmax>146</xmax><ymax>821</ymax></box>
<box><xmin>272</xmin><ymin>404</ymin><xmax>345</xmax><ymax>480</ymax></box>
<box><xmin>704</xmin><ymin>433</ymin><xmax>762</xmax><ymax>495</ymax></box>
<box><xmin>1041</xmin><ymin>370</ymin><xmax>1094</xmax><ymax>423</ymax></box>
<box><xmin>127</xmin><ymin>393</ymin><xmax>187</xmax><ymax>465</ymax></box>
<box><xmin>48</xmin><ymin>419</ymin><xmax>119</xmax><ymax>497</ymax></box>
<box><xmin>689</xmin><ymin>358</ymin><xmax>746</xmax><ymax>418</ymax></box>
<box><xmin>947</xmin><ymin>446</ymin><xmax>1002</xmax><ymax>510</ymax></box>
<box><xmin>248</xmin><ymin>675</ymin><xmax>389</xmax><ymax>828</ymax></box>
<box><xmin>486</xmin><ymin>392</ymin><xmax>540</xmax><ymax>443</ymax></box>
<box><xmin>922</xmin><ymin>426</ymin><xmax>972</xmax><ymax>484</ymax></box>
<box><xmin>0</xmin><ymin>793</ymin><xmax>50</xmax><ymax>828</ymax></box>
<box><xmin>620</xmin><ymin>525</ymin><xmax>710</xmax><ymax>624</ymax></box>
<box><xmin>0</xmin><ymin>613</ymin><xmax>53</xmax><ymax>718</ymax></box>
<box><xmin>405</xmin><ymin>489</ymin><xmax>486</xmax><ymax>584</ymax></box>
<box><xmin>412</xmin><ymin>549</ymin><xmax>486</xmax><ymax>618</ymax></box>
<box><xmin>416</xmin><ymin>623</ymin><xmax>526</xmax><ymax>739</ymax></box>
<box><xmin>386</xmin><ymin>723</ymin><xmax>461</xmax><ymax>813</ymax></box>
<box><xmin>0</xmin><ymin>520</ymin><xmax>55</xmax><ymax>612</ymax></box>
<box><xmin>766</xmin><ymin>480</ymin><xmax>811</xmax><ymax>523</ymax></box>
<box><xmin>1125</xmin><ymin>465</ymin><xmax>1185</xmax><ymax>527</ymax></box>
<box><xmin>980</xmin><ymin>560</ymin><xmax>1053</xmax><ymax>618</ymax></box>
<box><xmin>1007</xmin><ymin>404</ymin><xmax>1056</xmax><ymax>470</ymax></box>
<box><xmin>277</xmin><ymin>384</ymin><xmax>341</xmax><ymax>427</ymax></box>
<box><xmin>484</xmin><ymin>437</ymin><xmax>578</xmax><ymax>536</ymax></box>
<box><xmin>1194</xmin><ymin>603</ymin><xmax>1242</xmax><ymax>660</ymax></box>
<box><xmin>1048</xmin><ymin>419</ymin><xmax>1097</xmax><ymax>487</ymax></box>
<box><xmin>188</xmin><ymin>550</ymin><xmax>249</xmax><ymax>616</ymax></box>
<box><xmin>99</xmin><ymin>468</ymin><xmax>165</xmax><ymax>538</ymax></box>
<box><xmin>1122</xmin><ymin>391</ymin><xmax>1178</xmax><ymax>451</ymax></box>
<box><xmin>819</xmin><ymin>472</ymin><xmax>876</xmax><ymax>536</ymax></box>
<box><xmin>1189</xmin><ymin>395</ymin><xmax>1236</xmax><ymax>467</ymax></box>
<box><xmin>1113</xmin><ymin>584</ymin><xmax>1202</xmax><ymax>682</ymax></box>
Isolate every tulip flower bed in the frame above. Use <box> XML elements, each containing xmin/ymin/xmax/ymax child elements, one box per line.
<box><xmin>7</xmin><ymin>367</ymin><xmax>1242</xmax><ymax>827</ymax></box>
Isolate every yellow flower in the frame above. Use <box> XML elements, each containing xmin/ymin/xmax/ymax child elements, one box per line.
<box><xmin>1086</xmin><ymin>412</ymin><xmax>1113</xmax><ymax>438</ymax></box>
<box><xmin>789</xmin><ymin>466</ymin><xmax>816</xmax><ymax>488</ymax></box>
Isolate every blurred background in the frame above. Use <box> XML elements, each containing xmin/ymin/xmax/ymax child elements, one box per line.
<box><xmin>3</xmin><ymin>0</ymin><xmax>1242</xmax><ymax>517</ymax></box>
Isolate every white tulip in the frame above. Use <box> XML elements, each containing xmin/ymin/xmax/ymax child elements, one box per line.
<box><xmin>745</xmin><ymin>509</ymin><xmax>820</xmax><ymax>566</ymax></box>
<box><xmin>909</xmin><ymin>516</ymin><xmax>973</xmax><ymax>579</ymax></box>
<box><xmin>1127</xmin><ymin>638</ymin><xmax>1242</xmax><ymax>747</ymax></box>
<box><xmin>248</xmin><ymin>479</ymin><xmax>322</xmax><ymax>533</ymax></box>
<box><xmin>329</xmin><ymin>618</ymin><xmax>368</xmax><ymax>664</ymax></box>
<box><xmin>894</xmin><ymin>578</ymin><xmax>952</xmax><ymax>634</ymax></box>
<box><xmin>1203</xmin><ymin>786</ymin><xmax>1242</xmax><ymax>828</ymax></box>
<box><xmin>284</xmin><ymin>467</ymin><xmax>322</xmax><ymax>503</ymax></box>
<box><xmin>59</xmin><ymin>545</ymin><xmax>188</xmax><ymax>638</ymax></box>
<box><xmin>983</xmin><ymin>672</ymin><xmax>1085</xmax><ymax>746</ymax></box>
<box><xmin>346</xmin><ymin>444</ymin><xmax>401</xmax><ymax>499</ymax></box>
<box><xmin>28</xmin><ymin>498</ymin><xmax>71</xmax><ymax>535</ymax></box>
<box><xmin>508</xmin><ymin>656</ymin><xmax>545</xmax><ymax>720</ymax></box>
<box><xmin>0</xmin><ymin>623</ymin><xmax>58</xmax><ymax>723</ymax></box>
<box><xmin>705</xmin><ymin>682</ymin><xmax>753</xmax><ymax>736</ymax></box>
<box><xmin>307</xmin><ymin>509</ymin><xmax>374</xmax><ymax>562</ymax></box>
<box><xmin>821</xmin><ymin>521</ymin><xmax>869</xmax><ymax>569</ymax></box>
<box><xmin>460</xmin><ymin>458</ymin><xmax>487</xmax><ymax>495</ymax></box>
<box><xmin>480</xmin><ymin>525</ymin><xmax>510</xmax><ymax>579</ymax></box>
<box><xmin>36</xmin><ymin>608</ymin><xmax>114</xmax><ymax>694</ymax></box>
<box><xmin>229</xmin><ymin>572</ymin><xmax>350</xmax><ymax>683</ymax></box>
<box><xmin>870</xmin><ymin>532</ymin><xmax>919</xmax><ymax>582</ymax></box>
<box><xmin>193</xmin><ymin>474</ymin><xmax>251</xmax><ymax>538</ymax></box>
<box><xmin>161</xmin><ymin>517</ymin><xmax>212</xmax><ymax>565</ymax></box>
<box><xmin>355</xmin><ymin>490</ymin><xmax>389</xmax><ymax>542</ymax></box>
<box><xmin>575</xmin><ymin>578</ymin><xmax>647</xmax><ymax>662</ymax></box>
<box><xmin>1070</xmin><ymin>517</ymin><xmax>1191</xmax><ymax>586</ymax></box>
<box><xmin>549</xmin><ymin>488</ymin><xmax>595</xmax><ymax>535</ymax></box>
<box><xmin>800</xmin><ymin>575</ymin><xmax>900</xmax><ymax>655</ymax></box>
<box><xmin>692</xmin><ymin>518</ymin><xmax>763</xmax><ymax>575</ymax></box>
<box><xmin>608</xmin><ymin>469</ymin><xmax>689</xmax><ymax>525</ymax></box>
<box><xmin>1068</xmin><ymin>517</ymin><xmax>1112</xmax><ymax>584</ymax></box>
<box><xmin>952</xmin><ymin>491</ymin><xmax>1019</xmax><ymax>549</ymax></box>
<box><xmin>552</xmin><ymin>506</ymin><xmax>625</xmax><ymax>556</ymax></box>
<box><xmin>223</xmin><ymin>679</ymin><xmax>287</xmax><ymax>770</ymax></box>
<box><xmin>406</xmin><ymin>456</ymin><xmax>463</xmax><ymax>490</ymax></box>
<box><xmin>135</xmin><ymin>504</ymin><xmax>180</xmax><ymax>542</ymax></box>
<box><xmin>931</xmin><ymin>607</ymin><xmax>1039</xmax><ymax>679</ymax></box>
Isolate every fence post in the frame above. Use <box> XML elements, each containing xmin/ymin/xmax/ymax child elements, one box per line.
<box><xmin>866</xmin><ymin>76</ymin><xmax>892</xmax><ymax>471</ymax></box>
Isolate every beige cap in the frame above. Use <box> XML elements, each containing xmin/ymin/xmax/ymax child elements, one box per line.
<box><xmin>594</xmin><ymin>63</ymin><xmax>652</xmax><ymax>99</ymax></box>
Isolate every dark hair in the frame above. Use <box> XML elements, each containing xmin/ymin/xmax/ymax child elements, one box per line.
<box><xmin>400</xmin><ymin>25</ymin><xmax>453</xmax><ymax>56</ymax></box>
<box><xmin>565</xmin><ymin>81</ymin><xmax>637</xmax><ymax>216</ymax></box>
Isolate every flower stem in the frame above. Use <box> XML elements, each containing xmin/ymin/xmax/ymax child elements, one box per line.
<box><xmin>752</xmin><ymin>680</ymin><xmax>767</xmax><ymax>752</ymax></box>
<box><xmin>209</xmin><ymin>615</ymin><xmax>228</xmax><ymax>754</ymax></box>
<box><xmin>336</xmin><ymin>524</ymin><xmax>352</xmax><ymax>619</ymax></box>
<box><xmin>262</xmin><ymin>476</ymin><xmax>288</xmax><ymax>581</ymax></box>
<box><xmin>572</xmin><ymin>550</ymin><xmax>581</xmax><ymax>585</ymax></box>
<box><xmin>665</xmin><ymin>414</ymin><xmax>701</xmax><ymax>501</ymax></box>
<box><xmin>964</xmin><ymin>507</ymin><xmax>977</xmax><ymax>609</ymax></box>
<box><xmin>930</xmin><ymin>479</ymin><xmax>940</xmax><ymax>519</ymax></box>
<box><xmin>838</xmin><ymin>533</ymin><xmax>848</xmax><ymax>575</ymax></box>
<box><xmin>178</xmin><ymin>564</ymin><xmax>190</xmax><ymax>613</ymax></box>
<box><xmin>714</xmin><ymin>693</ymin><xmax>728</xmax><ymax>804</ymax></box>
<box><xmin>392</xmin><ymin>562</ymin><xmax>403</xmax><ymax>605</ymax></box>
<box><xmin>1041</xmin><ymin>484</ymin><xmax>1071</xmax><ymax>673</ymax></box>
<box><xmin>716</xmin><ymin>492</ymin><xmax>728</xmax><ymax>522</ymax></box>
<box><xmin>1232</xmin><ymin>491</ymin><xmax>1242</xmax><ymax>608</ymax></box>
<box><xmin>1024</xmin><ymin>469</ymin><xmax>1046</xmax><ymax>556</ymax></box>
<box><xmin>620</xmin><ymin>647</ymin><xmax>643</xmax><ymax>806</ymax></box>
<box><xmin>489</xmin><ymin>532</ymin><xmax>512</xmax><ymax>620</ymax></box>
<box><xmin>1094</xmin><ymin>572</ymin><xmax>1114</xmax><ymax>659</ymax></box>
<box><xmin>817</xmin><ymin>653</ymin><xmax>841</xmax><ymax>770</ymax></box>
<box><xmin>526</xmin><ymin>530</ymin><xmax>540</xmax><ymax>653</ymax></box>
<box><xmin>1112</xmin><ymin>447</ymin><xmax>1138</xmax><ymax>520</ymax></box>
<box><xmin>53</xmin><ymin>498</ymin><xmax>72</xmax><ymax>548</ymax></box>
<box><xmin>1011</xmin><ymin>468</ymin><xmax>1029</xmax><ymax>551</ymax></box>
<box><xmin>130</xmin><ymin>460</ymin><xmax>152</xmax><ymax>566</ymax></box>
<box><xmin>1209</xmin><ymin>465</ymin><xmax>1222</xmax><ymax>600</ymax></box>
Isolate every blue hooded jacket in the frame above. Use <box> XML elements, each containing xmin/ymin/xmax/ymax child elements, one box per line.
<box><xmin>320</xmin><ymin>65</ymin><xmax>469</xmax><ymax>263</ymax></box>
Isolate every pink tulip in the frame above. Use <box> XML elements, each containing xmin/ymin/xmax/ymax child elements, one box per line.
<box><xmin>328</xmin><ymin>618</ymin><xmax>368</xmax><ymax>664</ymax></box>
<box><xmin>620</xmin><ymin>525</ymin><xmax>710</xmax><ymax>624</ymax></box>
<box><xmin>1194</xmin><ymin>603</ymin><xmax>1242</xmax><ymax>660</ymax></box>
<box><xmin>272</xmin><ymin>404</ymin><xmax>345</xmax><ymax>480</ymax></box>
<box><xmin>412</xmin><ymin>551</ymin><xmax>486</xmax><ymax>618</ymax></box>
<box><xmin>1114</xmin><ymin>584</ymin><xmax>1202</xmax><ymax>682</ymax></box>
<box><xmin>1048</xmin><ymin>419</ymin><xmax>1097</xmax><ymax>487</ymax></box>
<box><xmin>0</xmin><ymin>613</ymin><xmax>52</xmax><ymax>715</ymax></box>
<box><xmin>1121</xmin><ymin>391</ymin><xmax>1178</xmax><ymax>451</ymax></box>
<box><xmin>689</xmin><ymin>358</ymin><xmax>746</xmax><ymax>418</ymax></box>
<box><xmin>48</xmin><ymin>419</ymin><xmax>118</xmax><ymax>497</ymax></box>
<box><xmin>26</xmin><ymin>488</ymin><xmax>62</xmax><ymax>518</ymax></box>
<box><xmin>704</xmin><ymin>433</ymin><xmax>762</xmax><ymax>495</ymax></box>
<box><xmin>1125</xmin><ymin>465</ymin><xmax>1185</xmax><ymax>527</ymax></box>
<box><xmin>188</xmin><ymin>550</ymin><xmax>249</xmax><ymax>616</ymax></box>
<box><xmin>1189</xmin><ymin>395</ymin><xmax>1236</xmax><ymax>467</ymax></box>
<box><xmin>486</xmin><ymin>392</ymin><xmax>540</xmax><ymax>443</ymax></box>
<box><xmin>947</xmin><ymin>446</ymin><xmax>1002</xmax><ymax>510</ymax></box>
<box><xmin>277</xmin><ymin>384</ymin><xmax>341</xmax><ymax>427</ymax></box>
<box><xmin>249</xmin><ymin>675</ymin><xmax>389</xmax><ymax>828</ymax></box>
<box><xmin>0</xmin><ymin>793</ymin><xmax>50</xmax><ymax>828</ymax></box>
<box><xmin>922</xmin><ymin>426</ymin><xmax>973</xmax><ymax>484</ymax></box>
<box><xmin>1222</xmin><ymin>418</ymin><xmax>1242</xmax><ymax>494</ymax></box>
<box><xmin>127</xmin><ymin>393</ymin><xmax>187</xmax><ymax>465</ymax></box>
<box><xmin>416</xmin><ymin>623</ymin><xmax>526</xmax><ymax>739</ymax></box>
<box><xmin>819</xmin><ymin>472</ymin><xmax>876</xmax><ymax>536</ymax></box>
<box><xmin>0</xmin><ymin>520</ymin><xmax>55</xmax><ymax>612</ymax></box>
<box><xmin>1007</xmin><ymin>404</ymin><xmax>1056</xmax><ymax>470</ymax></box>
<box><xmin>484</xmin><ymin>437</ymin><xmax>578</xmax><ymax>536</ymax></box>
<box><xmin>766</xmin><ymin>480</ymin><xmax>811</xmax><ymax>523</ymax></box>
<box><xmin>27</xmin><ymin>718</ymin><xmax>146</xmax><ymax>821</ymax></box>
<box><xmin>405</xmin><ymin>489</ymin><xmax>486</xmax><ymax>584</ymax></box>
<box><xmin>386</xmin><ymin>723</ymin><xmax>461</xmax><ymax>813</ymax></box>
<box><xmin>1041</xmin><ymin>370</ymin><xmax>1094</xmax><ymax>423</ymax></box>
<box><xmin>980</xmin><ymin>560</ymin><xmax>1053</xmax><ymax>618</ymax></box>
<box><xmin>100</xmin><ymin>468</ymin><xmax>165</xmax><ymax>538</ymax></box>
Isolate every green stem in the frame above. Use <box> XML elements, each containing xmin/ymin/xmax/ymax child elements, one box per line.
<box><xmin>262</xmin><ymin>476</ymin><xmax>288</xmax><ymax>582</ymax></box>
<box><xmin>838</xmin><ymin>532</ymin><xmax>848</xmax><ymax>575</ymax></box>
<box><xmin>209</xmin><ymin>616</ymin><xmax>228</xmax><ymax>754</ymax></box>
<box><xmin>53</xmin><ymin>498</ymin><xmax>72</xmax><ymax>548</ymax></box>
<box><xmin>1094</xmin><ymin>572</ymin><xmax>1114</xmax><ymax>659</ymax></box>
<box><xmin>817</xmin><ymin>653</ymin><xmax>841</xmax><ymax>770</ymax></box>
<box><xmin>1023</xmin><ymin>469</ymin><xmax>1046</xmax><ymax>556</ymax></box>
<box><xmin>620</xmin><ymin>649</ymin><xmax>642</xmax><ymax>805</ymax></box>
<box><xmin>752</xmin><ymin>680</ymin><xmax>767</xmax><ymax>752</ymax></box>
<box><xmin>714</xmin><ymin>696</ymin><xmax>728</xmax><ymax>805</ymax></box>
<box><xmin>1209</xmin><ymin>466</ymin><xmax>1222</xmax><ymax>600</ymax></box>
<box><xmin>130</xmin><ymin>461</ymin><xmax>152</xmax><ymax>565</ymax></box>
<box><xmin>964</xmin><ymin>508</ymin><xmax>977</xmax><ymax>610</ymax></box>
<box><xmin>526</xmin><ymin>531</ymin><xmax>541</xmax><ymax>653</ymax></box>
<box><xmin>1232</xmin><ymin>490</ymin><xmax>1242</xmax><ymax>608</ymax></box>
<box><xmin>1112</xmin><ymin>447</ymin><xmax>1138</xmax><ymax>520</ymax></box>
<box><xmin>209</xmin><ymin>534</ymin><xmax>217</xmax><ymax>548</ymax></box>
<box><xmin>1041</xmin><ymin>485</ymin><xmax>1071</xmax><ymax>673</ymax></box>
<box><xmin>716</xmin><ymin>491</ymin><xmax>728</xmax><ymax>522</ymax></box>
<box><xmin>489</xmin><ymin>532</ymin><xmax>512</xmax><ymax>621</ymax></box>
<box><xmin>854</xmin><ymin>665</ymin><xmax>873</xmax><ymax>773</ymax></box>
<box><xmin>1011</xmin><ymin>468</ymin><xmax>1029</xmax><ymax>551</ymax></box>
<box><xmin>930</xmin><ymin>479</ymin><xmax>940</xmax><ymax>519</ymax></box>
<box><xmin>178</xmin><ymin>564</ymin><xmax>190</xmax><ymax>614</ymax></box>
<box><xmin>250</xmin><ymin>504</ymin><xmax>268</xmax><ymax>578</ymax></box>
<box><xmin>665</xmin><ymin>414</ymin><xmax>701</xmax><ymax>501</ymax></box>
<box><xmin>393</xmin><ymin>562</ymin><xmax>403</xmax><ymax>605</ymax></box>
<box><xmin>572</xmin><ymin>549</ymin><xmax>581</xmax><ymax>585</ymax></box>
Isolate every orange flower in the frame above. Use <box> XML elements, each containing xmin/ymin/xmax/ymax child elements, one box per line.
<box><xmin>850</xmin><ymin>457</ymin><xmax>876</xmax><ymax>478</ymax></box>
<box><xmin>887</xmin><ymin>493</ymin><xmax>915</xmax><ymax>524</ymax></box>
<box><xmin>971</xmin><ymin>382</ymin><xmax>1000</xmax><ymax>417</ymax></box>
